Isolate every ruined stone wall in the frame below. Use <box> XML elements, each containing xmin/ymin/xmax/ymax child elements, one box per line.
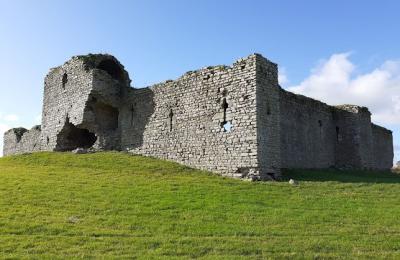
<box><xmin>333</xmin><ymin>106</ymin><xmax>377</xmax><ymax>169</ymax></box>
<box><xmin>41</xmin><ymin>55</ymin><xmax>130</xmax><ymax>153</ymax></box>
<box><xmin>120</xmin><ymin>55</ymin><xmax>262</xmax><ymax>179</ymax></box>
<box><xmin>332</xmin><ymin>106</ymin><xmax>364</xmax><ymax>168</ymax></box>
<box><xmin>279</xmin><ymin>90</ymin><xmax>336</xmax><ymax>168</ymax></box>
<box><xmin>40</xmin><ymin>58</ymin><xmax>94</xmax><ymax>152</ymax></box>
<box><xmin>357</xmin><ymin>109</ymin><xmax>374</xmax><ymax>169</ymax></box>
<box><xmin>2</xmin><ymin>53</ymin><xmax>394</xmax><ymax>175</ymax></box>
<box><xmin>372</xmin><ymin>123</ymin><xmax>394</xmax><ymax>169</ymax></box>
<box><xmin>3</xmin><ymin>126</ymin><xmax>41</xmax><ymax>156</ymax></box>
<box><xmin>279</xmin><ymin>96</ymin><xmax>394</xmax><ymax>170</ymax></box>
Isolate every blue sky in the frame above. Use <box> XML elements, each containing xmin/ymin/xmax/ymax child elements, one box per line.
<box><xmin>0</xmin><ymin>0</ymin><xmax>399</xmax><ymax>163</ymax></box>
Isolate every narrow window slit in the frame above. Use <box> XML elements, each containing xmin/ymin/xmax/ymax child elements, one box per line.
<box><xmin>169</xmin><ymin>109</ymin><xmax>174</xmax><ymax>132</ymax></box>
<box><xmin>222</xmin><ymin>98</ymin><xmax>228</xmax><ymax>123</ymax></box>
<box><xmin>318</xmin><ymin>120</ymin><xmax>323</xmax><ymax>138</ymax></box>
<box><xmin>62</xmin><ymin>73</ymin><xmax>68</xmax><ymax>89</ymax></box>
<box><xmin>221</xmin><ymin>98</ymin><xmax>232</xmax><ymax>132</ymax></box>
<box><xmin>130</xmin><ymin>104</ymin><xmax>135</xmax><ymax>126</ymax></box>
<box><xmin>336</xmin><ymin>126</ymin><xmax>340</xmax><ymax>142</ymax></box>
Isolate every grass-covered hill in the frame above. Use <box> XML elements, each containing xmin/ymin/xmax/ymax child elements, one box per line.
<box><xmin>0</xmin><ymin>152</ymin><xmax>399</xmax><ymax>258</ymax></box>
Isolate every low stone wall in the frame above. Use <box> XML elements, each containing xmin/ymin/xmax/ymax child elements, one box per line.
<box><xmin>3</xmin><ymin>126</ymin><xmax>41</xmax><ymax>156</ymax></box>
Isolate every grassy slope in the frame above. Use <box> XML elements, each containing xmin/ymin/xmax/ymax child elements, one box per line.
<box><xmin>0</xmin><ymin>152</ymin><xmax>399</xmax><ymax>259</ymax></box>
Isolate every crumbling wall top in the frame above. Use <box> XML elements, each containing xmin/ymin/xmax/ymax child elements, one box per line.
<box><xmin>49</xmin><ymin>53</ymin><xmax>132</xmax><ymax>87</ymax></box>
<box><xmin>5</xmin><ymin>127</ymin><xmax>28</xmax><ymax>139</ymax></box>
<box><xmin>335</xmin><ymin>104</ymin><xmax>371</xmax><ymax>114</ymax></box>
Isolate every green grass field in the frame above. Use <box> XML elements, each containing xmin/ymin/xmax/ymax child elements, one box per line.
<box><xmin>0</xmin><ymin>152</ymin><xmax>399</xmax><ymax>259</ymax></box>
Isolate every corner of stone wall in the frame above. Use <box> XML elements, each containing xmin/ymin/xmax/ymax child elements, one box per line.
<box><xmin>254</xmin><ymin>54</ymin><xmax>281</xmax><ymax>179</ymax></box>
<box><xmin>371</xmin><ymin>123</ymin><xmax>394</xmax><ymax>170</ymax></box>
<box><xmin>333</xmin><ymin>105</ymin><xmax>374</xmax><ymax>169</ymax></box>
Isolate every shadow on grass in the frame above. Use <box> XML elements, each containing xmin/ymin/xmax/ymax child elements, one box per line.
<box><xmin>281</xmin><ymin>169</ymin><xmax>400</xmax><ymax>183</ymax></box>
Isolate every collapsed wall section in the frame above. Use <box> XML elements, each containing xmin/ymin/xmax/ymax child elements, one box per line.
<box><xmin>121</xmin><ymin>55</ymin><xmax>261</xmax><ymax>179</ymax></box>
<box><xmin>40</xmin><ymin>54</ymin><xmax>130</xmax><ymax>152</ymax></box>
<box><xmin>40</xmin><ymin>58</ymin><xmax>94</xmax><ymax>152</ymax></box>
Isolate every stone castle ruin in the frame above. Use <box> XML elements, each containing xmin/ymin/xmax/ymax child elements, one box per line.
<box><xmin>3</xmin><ymin>54</ymin><xmax>394</xmax><ymax>180</ymax></box>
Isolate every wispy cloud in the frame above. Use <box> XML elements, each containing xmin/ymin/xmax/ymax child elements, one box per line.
<box><xmin>3</xmin><ymin>114</ymin><xmax>19</xmax><ymax>122</ymax></box>
<box><xmin>287</xmin><ymin>53</ymin><xmax>400</xmax><ymax>125</ymax></box>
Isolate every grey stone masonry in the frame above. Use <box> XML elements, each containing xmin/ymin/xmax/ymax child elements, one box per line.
<box><xmin>3</xmin><ymin>53</ymin><xmax>394</xmax><ymax>179</ymax></box>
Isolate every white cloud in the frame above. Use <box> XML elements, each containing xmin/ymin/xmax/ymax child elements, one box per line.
<box><xmin>288</xmin><ymin>53</ymin><xmax>400</xmax><ymax>125</ymax></box>
<box><xmin>3</xmin><ymin>114</ymin><xmax>19</xmax><ymax>122</ymax></box>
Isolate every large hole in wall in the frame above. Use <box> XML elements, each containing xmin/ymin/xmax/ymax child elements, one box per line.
<box><xmin>88</xmin><ymin>98</ymin><xmax>119</xmax><ymax>131</ymax></box>
<box><xmin>14</xmin><ymin>128</ymin><xmax>28</xmax><ymax>143</ymax></box>
<box><xmin>96</xmin><ymin>59</ymin><xmax>125</xmax><ymax>82</ymax></box>
<box><xmin>56</xmin><ymin>120</ymin><xmax>97</xmax><ymax>151</ymax></box>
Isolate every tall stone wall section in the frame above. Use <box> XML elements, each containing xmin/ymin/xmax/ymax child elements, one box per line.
<box><xmin>120</xmin><ymin>55</ymin><xmax>263</xmax><ymax>179</ymax></box>
<box><xmin>255</xmin><ymin>55</ymin><xmax>281</xmax><ymax>178</ymax></box>
<box><xmin>279</xmin><ymin>90</ymin><xmax>336</xmax><ymax>169</ymax></box>
<box><xmin>333</xmin><ymin>106</ymin><xmax>378</xmax><ymax>169</ymax></box>
<box><xmin>332</xmin><ymin>106</ymin><xmax>364</xmax><ymax>168</ymax></box>
<box><xmin>371</xmin><ymin>124</ymin><xmax>394</xmax><ymax>169</ymax></box>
